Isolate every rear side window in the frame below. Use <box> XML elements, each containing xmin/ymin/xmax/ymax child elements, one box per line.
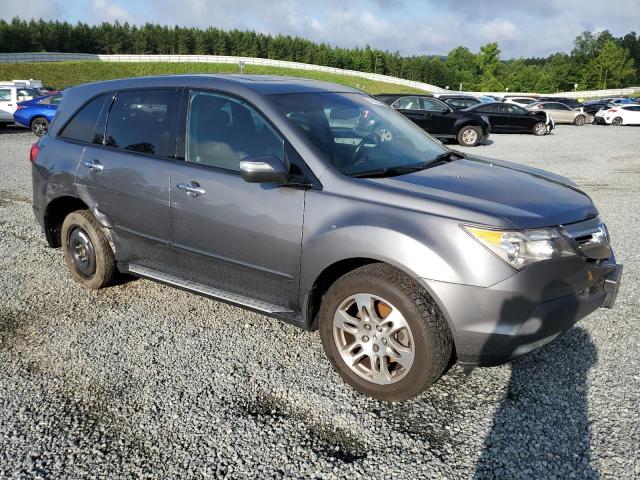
<box><xmin>392</xmin><ymin>96</ymin><xmax>421</xmax><ymax>110</ymax></box>
<box><xmin>105</xmin><ymin>89</ymin><xmax>180</xmax><ymax>158</ymax></box>
<box><xmin>60</xmin><ymin>94</ymin><xmax>108</xmax><ymax>144</ymax></box>
<box><xmin>0</xmin><ymin>89</ymin><xmax>10</xmax><ymax>101</ymax></box>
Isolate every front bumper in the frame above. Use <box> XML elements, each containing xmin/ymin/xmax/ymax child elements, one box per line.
<box><xmin>424</xmin><ymin>256</ymin><xmax>622</xmax><ymax>367</ymax></box>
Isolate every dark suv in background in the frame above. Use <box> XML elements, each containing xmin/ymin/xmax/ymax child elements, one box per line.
<box><xmin>31</xmin><ymin>75</ymin><xmax>622</xmax><ymax>401</ymax></box>
<box><xmin>376</xmin><ymin>93</ymin><xmax>491</xmax><ymax>146</ymax></box>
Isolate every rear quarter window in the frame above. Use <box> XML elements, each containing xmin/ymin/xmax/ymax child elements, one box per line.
<box><xmin>59</xmin><ymin>94</ymin><xmax>109</xmax><ymax>144</ymax></box>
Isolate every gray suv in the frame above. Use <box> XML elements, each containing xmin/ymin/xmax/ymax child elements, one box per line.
<box><xmin>31</xmin><ymin>75</ymin><xmax>622</xmax><ymax>401</ymax></box>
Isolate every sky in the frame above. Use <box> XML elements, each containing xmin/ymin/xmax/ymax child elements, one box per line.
<box><xmin>2</xmin><ymin>0</ymin><xmax>639</xmax><ymax>58</ymax></box>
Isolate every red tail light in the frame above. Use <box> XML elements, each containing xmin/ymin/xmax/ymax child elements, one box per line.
<box><xmin>609</xmin><ymin>108</ymin><xmax>617</xmax><ymax>113</ymax></box>
<box><xmin>29</xmin><ymin>142</ymin><xmax>39</xmax><ymax>163</ymax></box>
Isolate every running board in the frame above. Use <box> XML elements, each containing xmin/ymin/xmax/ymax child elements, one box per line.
<box><xmin>127</xmin><ymin>264</ymin><xmax>294</xmax><ymax>314</ymax></box>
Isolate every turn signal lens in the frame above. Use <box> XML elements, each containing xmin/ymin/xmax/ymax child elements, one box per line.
<box><xmin>29</xmin><ymin>142</ymin><xmax>39</xmax><ymax>163</ymax></box>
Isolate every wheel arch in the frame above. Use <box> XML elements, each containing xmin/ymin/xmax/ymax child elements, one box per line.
<box><xmin>29</xmin><ymin>115</ymin><xmax>49</xmax><ymax>127</ymax></box>
<box><xmin>43</xmin><ymin>195</ymin><xmax>90</xmax><ymax>247</ymax></box>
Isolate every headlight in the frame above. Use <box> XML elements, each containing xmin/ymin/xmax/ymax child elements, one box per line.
<box><xmin>464</xmin><ymin>225</ymin><xmax>577</xmax><ymax>269</ymax></box>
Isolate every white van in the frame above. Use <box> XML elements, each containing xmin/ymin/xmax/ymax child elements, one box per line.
<box><xmin>0</xmin><ymin>81</ymin><xmax>42</xmax><ymax>126</ymax></box>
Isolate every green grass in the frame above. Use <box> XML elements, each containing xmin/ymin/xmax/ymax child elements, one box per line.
<box><xmin>0</xmin><ymin>61</ymin><xmax>426</xmax><ymax>94</ymax></box>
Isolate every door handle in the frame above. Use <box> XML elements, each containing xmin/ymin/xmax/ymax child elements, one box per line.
<box><xmin>177</xmin><ymin>182</ymin><xmax>206</xmax><ymax>197</ymax></box>
<box><xmin>83</xmin><ymin>159</ymin><xmax>104</xmax><ymax>172</ymax></box>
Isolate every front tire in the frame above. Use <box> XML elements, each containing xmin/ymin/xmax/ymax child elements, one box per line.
<box><xmin>533</xmin><ymin>122</ymin><xmax>547</xmax><ymax>136</ymax></box>
<box><xmin>30</xmin><ymin>117</ymin><xmax>50</xmax><ymax>137</ymax></box>
<box><xmin>319</xmin><ymin>264</ymin><xmax>453</xmax><ymax>401</ymax></box>
<box><xmin>62</xmin><ymin>210</ymin><xmax>116</xmax><ymax>289</ymax></box>
<box><xmin>574</xmin><ymin>115</ymin><xmax>586</xmax><ymax>126</ymax></box>
<box><xmin>612</xmin><ymin>117</ymin><xmax>623</xmax><ymax>126</ymax></box>
<box><xmin>457</xmin><ymin>125</ymin><xmax>481</xmax><ymax>147</ymax></box>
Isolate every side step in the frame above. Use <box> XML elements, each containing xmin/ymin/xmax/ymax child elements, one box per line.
<box><xmin>127</xmin><ymin>264</ymin><xmax>294</xmax><ymax>314</ymax></box>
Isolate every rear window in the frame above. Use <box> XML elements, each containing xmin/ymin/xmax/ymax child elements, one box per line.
<box><xmin>59</xmin><ymin>94</ymin><xmax>108</xmax><ymax>144</ymax></box>
<box><xmin>105</xmin><ymin>89</ymin><xmax>180</xmax><ymax>158</ymax></box>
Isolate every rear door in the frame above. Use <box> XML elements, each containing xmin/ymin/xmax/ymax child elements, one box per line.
<box><xmin>487</xmin><ymin>103</ymin><xmax>511</xmax><ymax>131</ymax></box>
<box><xmin>170</xmin><ymin>89</ymin><xmax>305</xmax><ymax>311</ymax></box>
<box><xmin>75</xmin><ymin>88</ymin><xmax>181</xmax><ymax>270</ymax></box>
<box><xmin>390</xmin><ymin>96</ymin><xmax>429</xmax><ymax>130</ymax></box>
<box><xmin>545</xmin><ymin>102</ymin><xmax>574</xmax><ymax>123</ymax></box>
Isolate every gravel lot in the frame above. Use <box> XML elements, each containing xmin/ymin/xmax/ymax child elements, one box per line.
<box><xmin>1</xmin><ymin>123</ymin><xmax>639</xmax><ymax>479</ymax></box>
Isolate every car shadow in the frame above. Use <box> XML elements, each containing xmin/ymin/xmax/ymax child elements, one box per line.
<box><xmin>473</xmin><ymin>284</ymin><xmax>599</xmax><ymax>479</ymax></box>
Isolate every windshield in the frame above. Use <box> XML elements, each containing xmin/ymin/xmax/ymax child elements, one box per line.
<box><xmin>270</xmin><ymin>92</ymin><xmax>446</xmax><ymax>177</ymax></box>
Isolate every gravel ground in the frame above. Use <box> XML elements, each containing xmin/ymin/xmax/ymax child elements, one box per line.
<box><xmin>0</xmin><ymin>123</ymin><xmax>639</xmax><ymax>479</ymax></box>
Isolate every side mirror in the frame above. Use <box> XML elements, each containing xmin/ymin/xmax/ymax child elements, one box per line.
<box><xmin>239</xmin><ymin>154</ymin><xmax>290</xmax><ymax>184</ymax></box>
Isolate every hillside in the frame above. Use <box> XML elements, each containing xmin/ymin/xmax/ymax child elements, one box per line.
<box><xmin>0</xmin><ymin>61</ymin><xmax>425</xmax><ymax>94</ymax></box>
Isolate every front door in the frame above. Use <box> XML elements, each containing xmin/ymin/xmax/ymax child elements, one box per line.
<box><xmin>170</xmin><ymin>90</ymin><xmax>305</xmax><ymax>310</ymax></box>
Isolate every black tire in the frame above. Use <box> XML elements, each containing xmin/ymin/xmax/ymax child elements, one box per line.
<box><xmin>457</xmin><ymin>125</ymin><xmax>482</xmax><ymax>147</ymax></box>
<box><xmin>533</xmin><ymin>122</ymin><xmax>547</xmax><ymax>136</ymax></box>
<box><xmin>61</xmin><ymin>210</ymin><xmax>116</xmax><ymax>289</ymax></box>
<box><xmin>612</xmin><ymin>117</ymin><xmax>623</xmax><ymax>126</ymax></box>
<box><xmin>319</xmin><ymin>264</ymin><xmax>453</xmax><ymax>401</ymax></box>
<box><xmin>30</xmin><ymin>117</ymin><xmax>50</xmax><ymax>137</ymax></box>
<box><xmin>574</xmin><ymin>115</ymin><xmax>586</xmax><ymax>126</ymax></box>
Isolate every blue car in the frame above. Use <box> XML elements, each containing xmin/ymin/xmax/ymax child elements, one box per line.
<box><xmin>13</xmin><ymin>94</ymin><xmax>62</xmax><ymax>136</ymax></box>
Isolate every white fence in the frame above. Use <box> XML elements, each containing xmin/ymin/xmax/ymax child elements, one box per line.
<box><xmin>0</xmin><ymin>52</ymin><xmax>446</xmax><ymax>93</ymax></box>
<box><xmin>1</xmin><ymin>52</ymin><xmax>637</xmax><ymax>98</ymax></box>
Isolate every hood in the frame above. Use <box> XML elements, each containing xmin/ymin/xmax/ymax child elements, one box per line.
<box><xmin>367</xmin><ymin>156</ymin><xmax>597</xmax><ymax>229</ymax></box>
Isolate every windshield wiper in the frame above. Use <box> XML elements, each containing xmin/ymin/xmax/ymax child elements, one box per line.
<box><xmin>350</xmin><ymin>150</ymin><xmax>466</xmax><ymax>179</ymax></box>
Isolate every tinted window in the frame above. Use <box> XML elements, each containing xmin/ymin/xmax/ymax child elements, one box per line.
<box><xmin>475</xmin><ymin>105</ymin><xmax>493</xmax><ymax>113</ymax></box>
<box><xmin>506</xmin><ymin>104</ymin><xmax>526</xmax><ymax>114</ymax></box>
<box><xmin>422</xmin><ymin>98</ymin><xmax>449</xmax><ymax>112</ymax></box>
<box><xmin>105</xmin><ymin>89</ymin><xmax>179</xmax><ymax>158</ymax></box>
<box><xmin>392</xmin><ymin>96</ymin><xmax>421</xmax><ymax>110</ymax></box>
<box><xmin>60</xmin><ymin>94</ymin><xmax>108</xmax><ymax>144</ymax></box>
<box><xmin>488</xmin><ymin>103</ymin><xmax>508</xmax><ymax>113</ymax></box>
<box><xmin>187</xmin><ymin>91</ymin><xmax>284</xmax><ymax>171</ymax></box>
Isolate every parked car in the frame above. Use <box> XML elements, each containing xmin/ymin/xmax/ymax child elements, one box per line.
<box><xmin>13</xmin><ymin>93</ymin><xmax>62</xmax><ymax>136</ymax></box>
<box><xmin>526</xmin><ymin>101</ymin><xmax>588</xmax><ymax>125</ymax></box>
<box><xmin>376</xmin><ymin>94</ymin><xmax>490</xmax><ymax>146</ymax></box>
<box><xmin>464</xmin><ymin>102</ymin><xmax>553</xmax><ymax>135</ymax></box>
<box><xmin>583</xmin><ymin>99</ymin><xmax>614</xmax><ymax>116</ymax></box>
<box><xmin>602</xmin><ymin>104</ymin><xmax>640</xmax><ymax>125</ymax></box>
<box><xmin>503</xmin><ymin>96</ymin><xmax>538</xmax><ymax>107</ymax></box>
<box><xmin>31</xmin><ymin>75</ymin><xmax>622</xmax><ymax>401</ymax></box>
<box><xmin>433</xmin><ymin>94</ymin><xmax>482</xmax><ymax>110</ymax></box>
<box><xmin>604</xmin><ymin>97</ymin><xmax>634</xmax><ymax>105</ymax></box>
<box><xmin>0</xmin><ymin>82</ymin><xmax>41</xmax><ymax>127</ymax></box>
<box><xmin>537</xmin><ymin>97</ymin><xmax>583</xmax><ymax>109</ymax></box>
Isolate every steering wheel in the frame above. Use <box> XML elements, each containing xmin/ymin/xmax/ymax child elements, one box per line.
<box><xmin>351</xmin><ymin>132</ymin><xmax>381</xmax><ymax>164</ymax></box>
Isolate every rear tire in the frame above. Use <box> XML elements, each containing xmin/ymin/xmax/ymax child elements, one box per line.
<box><xmin>533</xmin><ymin>122</ymin><xmax>547</xmax><ymax>136</ymax></box>
<box><xmin>62</xmin><ymin>210</ymin><xmax>116</xmax><ymax>289</ymax></box>
<box><xmin>612</xmin><ymin>117</ymin><xmax>623</xmax><ymax>126</ymax></box>
<box><xmin>574</xmin><ymin>115</ymin><xmax>586</xmax><ymax>126</ymax></box>
<box><xmin>30</xmin><ymin>117</ymin><xmax>50</xmax><ymax>137</ymax></box>
<box><xmin>457</xmin><ymin>125</ymin><xmax>482</xmax><ymax>147</ymax></box>
<box><xmin>319</xmin><ymin>264</ymin><xmax>453</xmax><ymax>401</ymax></box>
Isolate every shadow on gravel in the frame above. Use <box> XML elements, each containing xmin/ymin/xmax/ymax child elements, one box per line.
<box><xmin>474</xmin><ymin>288</ymin><xmax>599</xmax><ymax>480</ymax></box>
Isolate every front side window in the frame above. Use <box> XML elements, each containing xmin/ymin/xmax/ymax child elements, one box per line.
<box><xmin>422</xmin><ymin>97</ymin><xmax>449</xmax><ymax>112</ymax></box>
<box><xmin>271</xmin><ymin>92</ymin><xmax>446</xmax><ymax>177</ymax></box>
<box><xmin>506</xmin><ymin>104</ymin><xmax>526</xmax><ymax>114</ymax></box>
<box><xmin>60</xmin><ymin>94</ymin><xmax>108</xmax><ymax>144</ymax></box>
<box><xmin>391</xmin><ymin>96</ymin><xmax>421</xmax><ymax>110</ymax></box>
<box><xmin>0</xmin><ymin>89</ymin><xmax>10</xmax><ymax>101</ymax></box>
<box><xmin>105</xmin><ymin>89</ymin><xmax>179</xmax><ymax>158</ymax></box>
<box><xmin>186</xmin><ymin>91</ymin><xmax>284</xmax><ymax>171</ymax></box>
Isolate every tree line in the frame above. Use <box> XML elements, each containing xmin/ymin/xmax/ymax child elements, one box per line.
<box><xmin>0</xmin><ymin>18</ymin><xmax>638</xmax><ymax>93</ymax></box>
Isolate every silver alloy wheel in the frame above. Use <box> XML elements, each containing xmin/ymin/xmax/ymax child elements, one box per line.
<box><xmin>535</xmin><ymin>123</ymin><xmax>547</xmax><ymax>135</ymax></box>
<box><xmin>461</xmin><ymin>128</ymin><xmax>478</xmax><ymax>145</ymax></box>
<box><xmin>333</xmin><ymin>293</ymin><xmax>415</xmax><ymax>385</ymax></box>
<box><xmin>31</xmin><ymin>118</ymin><xmax>49</xmax><ymax>137</ymax></box>
<box><xmin>575</xmin><ymin>115</ymin><xmax>585</xmax><ymax>126</ymax></box>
